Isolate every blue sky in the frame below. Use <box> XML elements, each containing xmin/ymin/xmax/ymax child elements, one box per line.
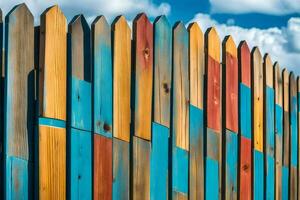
<box><xmin>0</xmin><ymin>0</ymin><xmax>300</xmax><ymax>73</ymax></box>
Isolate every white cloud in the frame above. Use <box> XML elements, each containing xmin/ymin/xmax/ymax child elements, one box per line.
<box><xmin>209</xmin><ymin>0</ymin><xmax>300</xmax><ymax>15</ymax></box>
<box><xmin>0</xmin><ymin>0</ymin><xmax>170</xmax><ymax>23</ymax></box>
<box><xmin>189</xmin><ymin>13</ymin><xmax>300</xmax><ymax>75</ymax></box>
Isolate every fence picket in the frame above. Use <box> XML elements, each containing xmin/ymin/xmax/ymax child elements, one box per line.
<box><xmin>92</xmin><ymin>15</ymin><xmax>113</xmax><ymax>199</ymax></box>
<box><xmin>0</xmin><ymin>8</ymin><xmax>2</xmax><ymax>198</ymax></box>
<box><xmin>275</xmin><ymin>63</ymin><xmax>283</xmax><ymax>200</ymax></box>
<box><xmin>38</xmin><ymin>5</ymin><xmax>67</xmax><ymax>199</ymax></box>
<box><xmin>238</xmin><ymin>41</ymin><xmax>252</xmax><ymax>200</ymax></box>
<box><xmin>4</xmin><ymin>4</ymin><xmax>34</xmax><ymax>199</ymax></box>
<box><xmin>297</xmin><ymin>77</ymin><xmax>300</xmax><ymax>200</ymax></box>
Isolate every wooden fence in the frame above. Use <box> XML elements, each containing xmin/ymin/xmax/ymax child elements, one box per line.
<box><xmin>0</xmin><ymin>3</ymin><xmax>299</xmax><ymax>200</ymax></box>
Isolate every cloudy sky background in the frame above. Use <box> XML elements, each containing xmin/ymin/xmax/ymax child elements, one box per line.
<box><xmin>0</xmin><ymin>0</ymin><xmax>299</xmax><ymax>74</ymax></box>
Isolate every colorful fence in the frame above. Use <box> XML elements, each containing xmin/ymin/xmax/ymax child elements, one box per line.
<box><xmin>0</xmin><ymin>3</ymin><xmax>299</xmax><ymax>200</ymax></box>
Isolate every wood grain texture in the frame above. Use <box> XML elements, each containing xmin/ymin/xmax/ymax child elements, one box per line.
<box><xmin>238</xmin><ymin>41</ymin><xmax>251</xmax><ymax>87</ymax></box>
<box><xmin>223</xmin><ymin>35</ymin><xmax>238</xmax><ymax>133</ymax></box>
<box><xmin>133</xmin><ymin>13</ymin><xmax>153</xmax><ymax>140</ymax></box>
<box><xmin>132</xmin><ymin>136</ymin><xmax>150</xmax><ymax>200</ymax></box>
<box><xmin>289</xmin><ymin>73</ymin><xmax>298</xmax><ymax>199</ymax></box>
<box><xmin>68</xmin><ymin>15</ymin><xmax>91</xmax><ymax>81</ymax></box>
<box><xmin>264</xmin><ymin>54</ymin><xmax>275</xmax><ymax>199</ymax></box>
<box><xmin>188</xmin><ymin>22</ymin><xmax>204</xmax><ymax>109</ymax></box>
<box><xmin>39</xmin><ymin>5</ymin><xmax>67</xmax><ymax>120</ymax></box>
<box><xmin>39</xmin><ymin>125</ymin><xmax>66</xmax><ymax>199</ymax></box>
<box><xmin>92</xmin><ymin>16</ymin><xmax>113</xmax><ymax>137</ymax></box>
<box><xmin>298</xmin><ymin>77</ymin><xmax>300</xmax><ymax>200</ymax></box>
<box><xmin>206</xmin><ymin>27</ymin><xmax>221</xmax><ymax>133</ymax></box>
<box><xmin>252</xmin><ymin>47</ymin><xmax>264</xmax><ymax>152</ymax></box>
<box><xmin>153</xmin><ymin>16</ymin><xmax>172</xmax><ymax>128</ymax></box>
<box><xmin>172</xmin><ymin>22</ymin><xmax>189</xmax><ymax>150</ymax></box>
<box><xmin>189</xmin><ymin>105</ymin><xmax>204</xmax><ymax>200</ymax></box>
<box><xmin>94</xmin><ymin>134</ymin><xmax>112</xmax><ymax>200</ymax></box>
<box><xmin>274</xmin><ymin>63</ymin><xmax>283</xmax><ymax>200</ymax></box>
<box><xmin>112</xmin><ymin>16</ymin><xmax>131</xmax><ymax>142</ymax></box>
<box><xmin>239</xmin><ymin>137</ymin><xmax>252</xmax><ymax>200</ymax></box>
<box><xmin>4</xmin><ymin>3</ymin><xmax>34</xmax><ymax>161</ymax></box>
<box><xmin>283</xmin><ymin>69</ymin><xmax>290</xmax><ymax>167</ymax></box>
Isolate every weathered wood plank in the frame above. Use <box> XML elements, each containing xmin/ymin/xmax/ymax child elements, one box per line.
<box><xmin>92</xmin><ymin>16</ymin><xmax>113</xmax><ymax>199</ymax></box>
<box><xmin>0</xmin><ymin>8</ymin><xmax>3</xmax><ymax>197</ymax></box>
<box><xmin>153</xmin><ymin>15</ymin><xmax>172</xmax><ymax>128</ymax></box>
<box><xmin>133</xmin><ymin>13</ymin><xmax>153</xmax><ymax>140</ymax></box>
<box><xmin>238</xmin><ymin>41</ymin><xmax>252</xmax><ymax>200</ymax></box>
<box><xmin>150</xmin><ymin>122</ymin><xmax>169</xmax><ymax>200</ymax></box>
<box><xmin>94</xmin><ymin>134</ymin><xmax>112</xmax><ymax>199</ymax></box>
<box><xmin>289</xmin><ymin>73</ymin><xmax>298</xmax><ymax>199</ymax></box>
<box><xmin>39</xmin><ymin>120</ymin><xmax>66</xmax><ymax>199</ymax></box>
<box><xmin>223</xmin><ymin>36</ymin><xmax>238</xmax><ymax>200</ymax></box>
<box><xmin>132</xmin><ymin>136</ymin><xmax>151</xmax><ymax>200</ymax></box>
<box><xmin>92</xmin><ymin>16</ymin><xmax>113</xmax><ymax>138</ymax></box>
<box><xmin>282</xmin><ymin>68</ymin><xmax>290</xmax><ymax>199</ymax></box>
<box><xmin>113</xmin><ymin>138</ymin><xmax>130</xmax><ymax>200</ymax></box>
<box><xmin>252</xmin><ymin>47</ymin><xmax>264</xmax><ymax>199</ymax></box>
<box><xmin>38</xmin><ymin>6</ymin><xmax>67</xmax><ymax>199</ymax></box>
<box><xmin>68</xmin><ymin>14</ymin><xmax>91</xmax><ymax>130</ymax></box>
<box><xmin>39</xmin><ymin>5</ymin><xmax>67</xmax><ymax>120</ymax></box>
<box><xmin>297</xmin><ymin>77</ymin><xmax>300</xmax><ymax>200</ymax></box>
<box><xmin>189</xmin><ymin>22</ymin><xmax>204</xmax><ymax>109</ymax></box>
<box><xmin>112</xmin><ymin>16</ymin><xmax>131</xmax><ymax>142</ymax></box>
<box><xmin>69</xmin><ymin>128</ymin><xmax>92</xmax><ymax>199</ymax></box>
<box><xmin>4</xmin><ymin>4</ymin><xmax>34</xmax><ymax>199</ymax></box>
<box><xmin>274</xmin><ymin>63</ymin><xmax>283</xmax><ymax>200</ymax></box>
<box><xmin>223</xmin><ymin>36</ymin><xmax>238</xmax><ymax>133</ymax></box>
<box><xmin>264</xmin><ymin>54</ymin><xmax>275</xmax><ymax>200</ymax></box>
<box><xmin>172</xmin><ymin>22</ymin><xmax>189</xmax><ymax>199</ymax></box>
<box><xmin>172</xmin><ymin>22</ymin><xmax>189</xmax><ymax>150</ymax></box>
<box><xmin>205</xmin><ymin>27</ymin><xmax>222</xmax><ymax>199</ymax></box>
<box><xmin>188</xmin><ymin>22</ymin><xmax>204</xmax><ymax>200</ymax></box>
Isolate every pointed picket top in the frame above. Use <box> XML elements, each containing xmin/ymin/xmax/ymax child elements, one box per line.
<box><xmin>173</xmin><ymin>21</ymin><xmax>188</xmax><ymax>36</ymax></box>
<box><xmin>133</xmin><ymin>13</ymin><xmax>152</xmax><ymax>29</ymax></box>
<box><xmin>264</xmin><ymin>54</ymin><xmax>273</xmax><ymax>88</ymax></box>
<box><xmin>39</xmin><ymin>5</ymin><xmax>67</xmax><ymax>120</ymax></box>
<box><xmin>6</xmin><ymin>3</ymin><xmax>33</xmax><ymax>21</ymax></box>
<box><xmin>112</xmin><ymin>15</ymin><xmax>131</xmax><ymax>142</ymax></box>
<box><xmin>238</xmin><ymin>41</ymin><xmax>251</xmax><ymax>87</ymax></box>
<box><xmin>223</xmin><ymin>35</ymin><xmax>237</xmax><ymax>58</ymax></box>
<box><xmin>153</xmin><ymin>15</ymin><xmax>172</xmax><ymax>128</ymax></box>
<box><xmin>206</xmin><ymin>27</ymin><xmax>220</xmax><ymax>62</ymax></box>
<box><xmin>188</xmin><ymin>22</ymin><xmax>204</xmax><ymax>109</ymax></box>
<box><xmin>274</xmin><ymin>62</ymin><xmax>283</xmax><ymax>106</ymax></box>
<box><xmin>69</xmin><ymin>14</ymin><xmax>90</xmax><ymax>81</ymax></box>
<box><xmin>92</xmin><ymin>15</ymin><xmax>109</xmax><ymax>29</ymax></box>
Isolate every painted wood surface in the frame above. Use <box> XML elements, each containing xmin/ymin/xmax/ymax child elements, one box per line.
<box><xmin>38</xmin><ymin>6</ymin><xmax>67</xmax><ymax>199</ymax></box>
<box><xmin>133</xmin><ymin>13</ymin><xmax>153</xmax><ymax>140</ymax></box>
<box><xmin>188</xmin><ymin>22</ymin><xmax>204</xmax><ymax>200</ymax></box>
<box><xmin>113</xmin><ymin>138</ymin><xmax>129</xmax><ymax>200</ymax></box>
<box><xmin>92</xmin><ymin>16</ymin><xmax>112</xmax><ymax>138</ymax></box>
<box><xmin>92</xmin><ymin>16</ymin><xmax>113</xmax><ymax>199</ymax></box>
<box><xmin>252</xmin><ymin>47</ymin><xmax>264</xmax><ymax>152</ymax></box>
<box><xmin>223</xmin><ymin>36</ymin><xmax>238</xmax><ymax>200</ymax></box>
<box><xmin>112</xmin><ymin>16</ymin><xmax>131</xmax><ymax>142</ymax></box>
<box><xmin>94</xmin><ymin>134</ymin><xmax>112</xmax><ymax>199</ymax></box>
<box><xmin>274</xmin><ymin>63</ymin><xmax>283</xmax><ymax>200</ymax></box>
<box><xmin>264</xmin><ymin>54</ymin><xmax>275</xmax><ymax>200</ymax></box>
<box><xmin>132</xmin><ymin>136</ymin><xmax>151</xmax><ymax>200</ymax></box>
<box><xmin>4</xmin><ymin>4</ymin><xmax>34</xmax><ymax>199</ymax></box>
<box><xmin>39</xmin><ymin>5</ymin><xmax>67</xmax><ymax>120</ymax></box>
<box><xmin>289</xmin><ymin>73</ymin><xmax>298</xmax><ymax>199</ymax></box>
<box><xmin>282</xmin><ymin>69</ymin><xmax>290</xmax><ymax>200</ymax></box>
<box><xmin>205</xmin><ymin>27</ymin><xmax>222</xmax><ymax>199</ymax></box>
<box><xmin>172</xmin><ymin>22</ymin><xmax>189</xmax><ymax>151</ymax></box>
<box><xmin>150</xmin><ymin>122</ymin><xmax>169</xmax><ymax>200</ymax></box>
<box><xmin>252</xmin><ymin>47</ymin><xmax>264</xmax><ymax>200</ymax></box>
<box><xmin>238</xmin><ymin>41</ymin><xmax>252</xmax><ymax>200</ymax></box>
<box><xmin>297</xmin><ymin>77</ymin><xmax>300</xmax><ymax>200</ymax></box>
<box><xmin>0</xmin><ymin>9</ymin><xmax>2</xmax><ymax>197</ymax></box>
<box><xmin>69</xmin><ymin>128</ymin><xmax>92</xmax><ymax>199</ymax></box>
<box><xmin>189</xmin><ymin>22</ymin><xmax>204</xmax><ymax>109</ymax></box>
<box><xmin>153</xmin><ymin>15</ymin><xmax>172</xmax><ymax>128</ymax></box>
<box><xmin>67</xmin><ymin>14</ymin><xmax>92</xmax><ymax>200</ymax></box>
<box><xmin>206</xmin><ymin>27</ymin><xmax>221</xmax><ymax>133</ymax></box>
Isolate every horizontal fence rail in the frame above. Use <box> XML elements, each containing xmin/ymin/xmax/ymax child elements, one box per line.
<box><xmin>0</xmin><ymin>3</ymin><xmax>299</xmax><ymax>200</ymax></box>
